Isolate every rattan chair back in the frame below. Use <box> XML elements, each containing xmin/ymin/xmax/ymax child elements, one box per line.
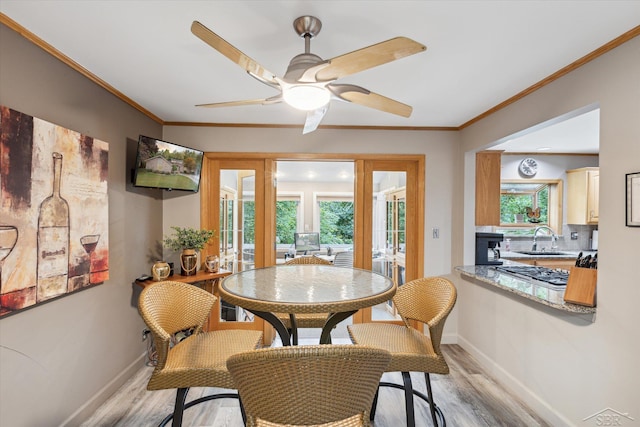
<box><xmin>284</xmin><ymin>256</ymin><xmax>332</xmax><ymax>265</ymax></box>
<box><xmin>393</xmin><ymin>276</ymin><xmax>457</xmax><ymax>355</ymax></box>
<box><xmin>139</xmin><ymin>281</ymin><xmax>216</xmax><ymax>370</ymax></box>
<box><xmin>227</xmin><ymin>345</ymin><xmax>391</xmax><ymax>427</ymax></box>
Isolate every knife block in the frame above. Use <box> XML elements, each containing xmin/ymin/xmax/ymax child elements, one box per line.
<box><xmin>563</xmin><ymin>266</ymin><xmax>597</xmax><ymax>307</ymax></box>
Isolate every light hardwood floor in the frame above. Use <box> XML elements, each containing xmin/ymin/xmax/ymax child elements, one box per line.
<box><xmin>81</xmin><ymin>332</ymin><xmax>550</xmax><ymax>427</ymax></box>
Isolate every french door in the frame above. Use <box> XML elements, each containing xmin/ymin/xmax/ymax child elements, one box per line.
<box><xmin>356</xmin><ymin>159</ymin><xmax>424</xmax><ymax>325</ymax></box>
<box><xmin>200</xmin><ymin>157</ymin><xmax>274</xmax><ymax>338</ymax></box>
<box><xmin>201</xmin><ymin>154</ymin><xmax>423</xmax><ymax>338</ymax></box>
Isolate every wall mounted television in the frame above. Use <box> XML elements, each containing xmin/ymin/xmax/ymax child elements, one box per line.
<box><xmin>294</xmin><ymin>232</ymin><xmax>321</xmax><ymax>253</ymax></box>
<box><xmin>132</xmin><ymin>135</ymin><xmax>204</xmax><ymax>192</ymax></box>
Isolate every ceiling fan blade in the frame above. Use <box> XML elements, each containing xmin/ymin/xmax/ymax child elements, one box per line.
<box><xmin>196</xmin><ymin>97</ymin><xmax>282</xmax><ymax>108</ymax></box>
<box><xmin>330</xmin><ymin>84</ymin><xmax>412</xmax><ymax>117</ymax></box>
<box><xmin>191</xmin><ymin>21</ymin><xmax>279</xmax><ymax>86</ymax></box>
<box><xmin>303</xmin><ymin>105</ymin><xmax>329</xmax><ymax>134</ymax></box>
<box><xmin>315</xmin><ymin>37</ymin><xmax>426</xmax><ymax>81</ymax></box>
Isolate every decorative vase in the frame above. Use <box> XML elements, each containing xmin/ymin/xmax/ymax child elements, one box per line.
<box><xmin>180</xmin><ymin>249</ymin><xmax>198</xmax><ymax>276</ymax></box>
<box><xmin>151</xmin><ymin>261</ymin><xmax>170</xmax><ymax>281</ymax></box>
<box><xmin>204</xmin><ymin>255</ymin><xmax>219</xmax><ymax>273</ymax></box>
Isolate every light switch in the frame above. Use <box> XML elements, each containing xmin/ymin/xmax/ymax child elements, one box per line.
<box><xmin>432</xmin><ymin>227</ymin><xmax>439</xmax><ymax>239</ymax></box>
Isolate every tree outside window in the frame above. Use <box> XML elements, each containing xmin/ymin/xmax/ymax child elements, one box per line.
<box><xmin>319</xmin><ymin>201</ymin><xmax>354</xmax><ymax>244</ymax></box>
<box><xmin>276</xmin><ymin>200</ymin><xmax>299</xmax><ymax>244</ymax></box>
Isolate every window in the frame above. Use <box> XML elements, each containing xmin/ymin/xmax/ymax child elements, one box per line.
<box><xmin>498</xmin><ymin>180</ymin><xmax>563</xmax><ymax>235</ymax></box>
<box><xmin>313</xmin><ymin>192</ymin><xmax>354</xmax><ymax>245</ymax></box>
<box><xmin>318</xmin><ymin>200</ymin><xmax>354</xmax><ymax>244</ymax></box>
<box><xmin>276</xmin><ymin>200</ymin><xmax>299</xmax><ymax>244</ymax></box>
<box><xmin>500</xmin><ymin>182</ymin><xmax>549</xmax><ymax>225</ymax></box>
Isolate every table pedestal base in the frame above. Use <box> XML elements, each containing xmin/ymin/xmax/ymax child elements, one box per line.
<box><xmin>251</xmin><ymin>309</ymin><xmax>358</xmax><ymax>345</ymax></box>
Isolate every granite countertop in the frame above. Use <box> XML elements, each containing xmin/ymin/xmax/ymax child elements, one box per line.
<box><xmin>500</xmin><ymin>250</ymin><xmax>597</xmax><ymax>260</ymax></box>
<box><xmin>455</xmin><ymin>260</ymin><xmax>597</xmax><ymax>317</ymax></box>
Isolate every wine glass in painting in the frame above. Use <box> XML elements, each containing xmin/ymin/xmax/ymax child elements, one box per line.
<box><xmin>0</xmin><ymin>225</ymin><xmax>19</xmax><ymax>287</ymax></box>
<box><xmin>80</xmin><ymin>234</ymin><xmax>100</xmax><ymax>284</ymax></box>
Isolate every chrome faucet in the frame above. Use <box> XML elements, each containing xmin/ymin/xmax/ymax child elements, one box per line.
<box><xmin>532</xmin><ymin>226</ymin><xmax>558</xmax><ymax>251</ymax></box>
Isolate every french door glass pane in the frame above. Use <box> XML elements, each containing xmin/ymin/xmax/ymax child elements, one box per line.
<box><xmin>239</xmin><ymin>174</ymin><xmax>255</xmax><ymax>273</ymax></box>
<box><xmin>219</xmin><ymin>169</ymin><xmax>255</xmax><ymax>323</ymax></box>
<box><xmin>372</xmin><ymin>171</ymin><xmax>406</xmax><ymax>321</ymax></box>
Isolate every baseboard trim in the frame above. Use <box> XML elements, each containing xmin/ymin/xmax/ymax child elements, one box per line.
<box><xmin>457</xmin><ymin>336</ymin><xmax>573</xmax><ymax>427</ymax></box>
<box><xmin>61</xmin><ymin>352</ymin><xmax>147</xmax><ymax>426</ymax></box>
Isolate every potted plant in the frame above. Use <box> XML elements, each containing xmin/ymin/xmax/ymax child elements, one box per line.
<box><xmin>163</xmin><ymin>226</ymin><xmax>215</xmax><ymax>276</ymax></box>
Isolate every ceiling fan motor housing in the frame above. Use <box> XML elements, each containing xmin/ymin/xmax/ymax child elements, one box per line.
<box><xmin>284</xmin><ymin>53</ymin><xmax>326</xmax><ymax>82</ymax></box>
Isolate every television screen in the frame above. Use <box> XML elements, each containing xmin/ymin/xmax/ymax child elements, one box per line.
<box><xmin>294</xmin><ymin>232</ymin><xmax>321</xmax><ymax>252</ymax></box>
<box><xmin>133</xmin><ymin>135</ymin><xmax>204</xmax><ymax>192</ymax></box>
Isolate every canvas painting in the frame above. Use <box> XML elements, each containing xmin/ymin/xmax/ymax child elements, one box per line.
<box><xmin>0</xmin><ymin>106</ymin><xmax>109</xmax><ymax>317</ymax></box>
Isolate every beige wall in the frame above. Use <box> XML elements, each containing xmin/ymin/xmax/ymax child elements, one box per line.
<box><xmin>457</xmin><ymin>36</ymin><xmax>640</xmax><ymax>425</ymax></box>
<box><xmin>0</xmin><ymin>25</ymin><xmax>163</xmax><ymax>426</ymax></box>
<box><xmin>161</xmin><ymin>126</ymin><xmax>461</xmax><ymax>336</ymax></box>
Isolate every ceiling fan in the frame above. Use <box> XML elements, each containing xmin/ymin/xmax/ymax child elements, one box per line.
<box><xmin>191</xmin><ymin>16</ymin><xmax>427</xmax><ymax>134</ymax></box>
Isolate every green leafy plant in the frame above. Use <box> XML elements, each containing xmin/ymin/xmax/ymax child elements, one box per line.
<box><xmin>163</xmin><ymin>226</ymin><xmax>215</xmax><ymax>251</ymax></box>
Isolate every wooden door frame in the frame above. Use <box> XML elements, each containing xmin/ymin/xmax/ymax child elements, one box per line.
<box><xmin>200</xmin><ymin>157</ymin><xmax>267</xmax><ymax>334</ymax></box>
<box><xmin>359</xmin><ymin>158</ymin><xmax>424</xmax><ymax>325</ymax></box>
<box><xmin>200</xmin><ymin>152</ymin><xmax>425</xmax><ymax>329</ymax></box>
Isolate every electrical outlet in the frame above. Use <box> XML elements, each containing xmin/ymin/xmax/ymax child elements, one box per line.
<box><xmin>142</xmin><ymin>329</ymin><xmax>150</xmax><ymax>341</ymax></box>
<box><xmin>571</xmin><ymin>232</ymin><xmax>578</xmax><ymax>240</ymax></box>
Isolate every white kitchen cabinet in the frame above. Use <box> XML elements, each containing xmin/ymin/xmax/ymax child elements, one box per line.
<box><xmin>566</xmin><ymin>167</ymin><xmax>599</xmax><ymax>225</ymax></box>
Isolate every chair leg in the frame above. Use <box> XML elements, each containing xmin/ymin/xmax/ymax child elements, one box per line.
<box><xmin>289</xmin><ymin>314</ymin><xmax>298</xmax><ymax>346</ymax></box>
<box><xmin>402</xmin><ymin>372</ymin><xmax>416</xmax><ymax>427</ymax></box>
<box><xmin>172</xmin><ymin>387</ymin><xmax>189</xmax><ymax>427</ymax></box>
<box><xmin>287</xmin><ymin>327</ymin><xmax>299</xmax><ymax>345</ymax></box>
<box><xmin>369</xmin><ymin>386</ymin><xmax>380</xmax><ymax>421</ymax></box>
<box><xmin>425</xmin><ymin>373</ymin><xmax>439</xmax><ymax>427</ymax></box>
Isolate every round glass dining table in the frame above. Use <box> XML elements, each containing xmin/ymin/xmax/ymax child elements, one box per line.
<box><xmin>219</xmin><ymin>264</ymin><xmax>396</xmax><ymax>345</ymax></box>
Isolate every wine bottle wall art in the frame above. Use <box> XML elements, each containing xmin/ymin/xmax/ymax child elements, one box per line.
<box><xmin>0</xmin><ymin>106</ymin><xmax>109</xmax><ymax>317</ymax></box>
<box><xmin>37</xmin><ymin>152</ymin><xmax>70</xmax><ymax>302</ymax></box>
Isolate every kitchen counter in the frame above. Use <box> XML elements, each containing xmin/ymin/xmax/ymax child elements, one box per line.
<box><xmin>500</xmin><ymin>250</ymin><xmax>596</xmax><ymax>261</ymax></box>
<box><xmin>455</xmin><ymin>260</ymin><xmax>596</xmax><ymax>319</ymax></box>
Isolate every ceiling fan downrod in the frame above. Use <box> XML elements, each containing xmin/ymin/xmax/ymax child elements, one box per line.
<box><xmin>293</xmin><ymin>16</ymin><xmax>322</xmax><ymax>54</ymax></box>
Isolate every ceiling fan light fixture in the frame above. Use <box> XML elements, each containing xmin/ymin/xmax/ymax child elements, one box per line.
<box><xmin>283</xmin><ymin>85</ymin><xmax>330</xmax><ymax>111</ymax></box>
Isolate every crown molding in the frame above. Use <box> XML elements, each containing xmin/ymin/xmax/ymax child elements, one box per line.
<box><xmin>2</xmin><ymin>13</ymin><xmax>638</xmax><ymax>132</ymax></box>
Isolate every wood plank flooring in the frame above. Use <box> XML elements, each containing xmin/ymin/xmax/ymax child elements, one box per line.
<box><xmin>81</xmin><ymin>334</ymin><xmax>550</xmax><ymax>427</ymax></box>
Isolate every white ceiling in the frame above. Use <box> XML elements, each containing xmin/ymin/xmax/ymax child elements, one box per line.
<box><xmin>1</xmin><ymin>0</ymin><xmax>638</xmax><ymax>138</ymax></box>
<box><xmin>491</xmin><ymin>107</ymin><xmax>600</xmax><ymax>154</ymax></box>
<box><xmin>277</xmin><ymin>161</ymin><xmax>355</xmax><ymax>183</ymax></box>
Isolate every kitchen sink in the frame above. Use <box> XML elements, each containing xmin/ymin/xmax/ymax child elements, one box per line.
<box><xmin>515</xmin><ymin>251</ymin><xmax>569</xmax><ymax>256</ymax></box>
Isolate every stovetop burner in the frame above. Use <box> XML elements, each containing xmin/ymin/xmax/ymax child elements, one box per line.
<box><xmin>496</xmin><ymin>265</ymin><xmax>568</xmax><ymax>287</ymax></box>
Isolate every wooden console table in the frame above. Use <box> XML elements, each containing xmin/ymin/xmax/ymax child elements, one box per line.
<box><xmin>135</xmin><ymin>269</ymin><xmax>232</xmax><ymax>290</ymax></box>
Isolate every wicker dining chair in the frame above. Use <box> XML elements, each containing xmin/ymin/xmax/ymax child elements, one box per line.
<box><xmin>227</xmin><ymin>345</ymin><xmax>392</xmax><ymax>427</ymax></box>
<box><xmin>275</xmin><ymin>256</ymin><xmax>333</xmax><ymax>344</ymax></box>
<box><xmin>138</xmin><ymin>280</ymin><xmax>263</xmax><ymax>427</ymax></box>
<box><xmin>347</xmin><ymin>276</ymin><xmax>457</xmax><ymax>427</ymax></box>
